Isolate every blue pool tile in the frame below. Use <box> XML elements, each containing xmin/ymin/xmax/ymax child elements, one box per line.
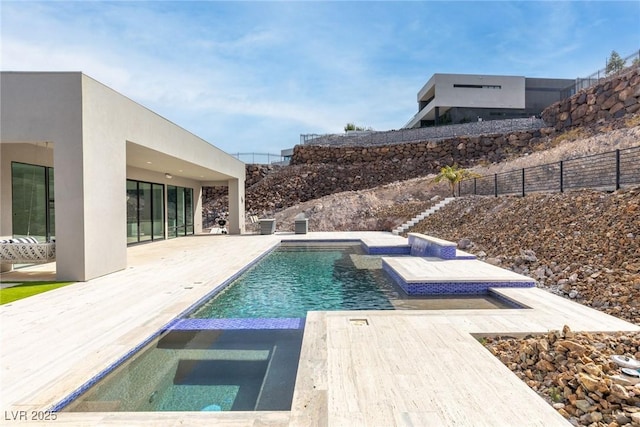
<box><xmin>169</xmin><ymin>317</ymin><xmax>305</xmax><ymax>330</ymax></box>
<box><xmin>400</xmin><ymin>281</ymin><xmax>535</xmax><ymax>295</ymax></box>
<box><xmin>408</xmin><ymin>234</ymin><xmax>457</xmax><ymax>259</ymax></box>
<box><xmin>362</xmin><ymin>243</ymin><xmax>411</xmax><ymax>255</ymax></box>
<box><xmin>382</xmin><ymin>260</ymin><xmax>534</xmax><ymax>296</ymax></box>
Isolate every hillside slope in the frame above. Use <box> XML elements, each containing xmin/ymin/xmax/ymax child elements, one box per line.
<box><xmin>412</xmin><ymin>189</ymin><xmax>640</xmax><ymax>326</ymax></box>
<box><xmin>272</xmin><ymin>122</ymin><xmax>639</xmax><ymax>233</ymax></box>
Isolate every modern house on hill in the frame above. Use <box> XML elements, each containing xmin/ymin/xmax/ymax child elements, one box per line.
<box><xmin>1</xmin><ymin>72</ymin><xmax>246</xmax><ymax>281</ymax></box>
<box><xmin>404</xmin><ymin>73</ymin><xmax>574</xmax><ymax>128</ymax></box>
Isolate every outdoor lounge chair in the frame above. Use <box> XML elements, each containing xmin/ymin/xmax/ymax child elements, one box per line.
<box><xmin>0</xmin><ymin>237</ymin><xmax>56</xmax><ymax>265</ymax></box>
<box><xmin>248</xmin><ymin>215</ymin><xmax>261</xmax><ymax>233</ymax></box>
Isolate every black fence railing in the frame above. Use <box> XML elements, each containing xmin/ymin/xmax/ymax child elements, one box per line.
<box><xmin>560</xmin><ymin>50</ymin><xmax>640</xmax><ymax>99</ymax></box>
<box><xmin>459</xmin><ymin>146</ymin><xmax>640</xmax><ymax>197</ymax></box>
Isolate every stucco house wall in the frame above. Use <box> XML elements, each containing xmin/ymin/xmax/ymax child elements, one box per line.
<box><xmin>1</xmin><ymin>71</ymin><xmax>245</xmax><ymax>281</ymax></box>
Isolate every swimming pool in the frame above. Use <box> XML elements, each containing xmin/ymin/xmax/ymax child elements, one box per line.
<box><xmin>190</xmin><ymin>242</ymin><xmax>514</xmax><ymax>318</ymax></box>
<box><xmin>60</xmin><ymin>241</ymin><xmax>518</xmax><ymax>413</ymax></box>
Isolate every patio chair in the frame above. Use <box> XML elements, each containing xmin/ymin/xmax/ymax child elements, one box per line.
<box><xmin>248</xmin><ymin>215</ymin><xmax>261</xmax><ymax>233</ymax></box>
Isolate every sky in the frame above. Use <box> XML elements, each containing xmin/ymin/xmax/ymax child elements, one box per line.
<box><xmin>1</xmin><ymin>1</ymin><xmax>639</xmax><ymax>158</ymax></box>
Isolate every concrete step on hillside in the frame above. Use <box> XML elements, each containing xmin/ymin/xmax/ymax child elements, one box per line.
<box><xmin>392</xmin><ymin>198</ymin><xmax>455</xmax><ymax>235</ymax></box>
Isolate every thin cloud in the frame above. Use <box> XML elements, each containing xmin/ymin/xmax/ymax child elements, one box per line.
<box><xmin>2</xmin><ymin>1</ymin><xmax>638</xmax><ymax>154</ymax></box>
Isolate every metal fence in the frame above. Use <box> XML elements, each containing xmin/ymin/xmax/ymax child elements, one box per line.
<box><xmin>459</xmin><ymin>146</ymin><xmax>640</xmax><ymax>197</ymax></box>
<box><xmin>231</xmin><ymin>152</ymin><xmax>288</xmax><ymax>165</ymax></box>
<box><xmin>560</xmin><ymin>50</ymin><xmax>640</xmax><ymax>99</ymax></box>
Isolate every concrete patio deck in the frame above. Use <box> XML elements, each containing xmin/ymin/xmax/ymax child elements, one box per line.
<box><xmin>1</xmin><ymin>232</ymin><xmax>638</xmax><ymax>426</ymax></box>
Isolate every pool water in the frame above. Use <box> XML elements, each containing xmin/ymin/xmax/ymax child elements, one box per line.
<box><xmin>190</xmin><ymin>242</ymin><xmax>513</xmax><ymax>318</ymax></box>
<box><xmin>64</xmin><ymin>328</ymin><xmax>304</xmax><ymax>412</ymax></box>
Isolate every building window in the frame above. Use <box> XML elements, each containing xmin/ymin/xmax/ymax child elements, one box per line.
<box><xmin>453</xmin><ymin>84</ymin><xmax>502</xmax><ymax>89</ymax></box>
<box><xmin>11</xmin><ymin>162</ymin><xmax>55</xmax><ymax>242</ymax></box>
<box><xmin>127</xmin><ymin>179</ymin><xmax>165</xmax><ymax>244</ymax></box>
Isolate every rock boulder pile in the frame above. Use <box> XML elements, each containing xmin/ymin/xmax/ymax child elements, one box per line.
<box><xmin>484</xmin><ymin>326</ymin><xmax>640</xmax><ymax>426</ymax></box>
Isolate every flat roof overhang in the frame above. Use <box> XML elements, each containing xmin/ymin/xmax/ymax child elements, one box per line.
<box><xmin>126</xmin><ymin>142</ymin><xmax>236</xmax><ymax>182</ymax></box>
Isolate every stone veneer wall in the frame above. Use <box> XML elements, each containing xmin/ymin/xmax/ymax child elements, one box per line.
<box><xmin>542</xmin><ymin>67</ymin><xmax>640</xmax><ymax>131</ymax></box>
<box><xmin>291</xmin><ymin>67</ymin><xmax>640</xmax><ymax>167</ymax></box>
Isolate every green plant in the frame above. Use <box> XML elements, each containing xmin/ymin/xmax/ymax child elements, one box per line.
<box><xmin>0</xmin><ymin>281</ymin><xmax>73</xmax><ymax>305</ymax></box>
<box><xmin>433</xmin><ymin>164</ymin><xmax>479</xmax><ymax>197</ymax></box>
<box><xmin>605</xmin><ymin>50</ymin><xmax>626</xmax><ymax>75</ymax></box>
<box><xmin>548</xmin><ymin>386</ymin><xmax>563</xmax><ymax>403</ymax></box>
<box><xmin>344</xmin><ymin>123</ymin><xmax>373</xmax><ymax>132</ymax></box>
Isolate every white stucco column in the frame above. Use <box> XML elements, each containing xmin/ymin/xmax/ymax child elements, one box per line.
<box><xmin>194</xmin><ymin>185</ymin><xmax>204</xmax><ymax>234</ymax></box>
<box><xmin>53</xmin><ymin>130</ymin><xmax>89</xmax><ymax>281</ymax></box>
<box><xmin>227</xmin><ymin>177</ymin><xmax>245</xmax><ymax>234</ymax></box>
<box><xmin>56</xmin><ymin>76</ymin><xmax>128</xmax><ymax>281</ymax></box>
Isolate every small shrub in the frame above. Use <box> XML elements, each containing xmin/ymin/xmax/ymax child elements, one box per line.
<box><xmin>552</xmin><ymin>128</ymin><xmax>587</xmax><ymax>145</ymax></box>
<box><xmin>625</xmin><ymin>114</ymin><xmax>640</xmax><ymax>128</ymax></box>
<box><xmin>548</xmin><ymin>386</ymin><xmax>563</xmax><ymax>403</ymax></box>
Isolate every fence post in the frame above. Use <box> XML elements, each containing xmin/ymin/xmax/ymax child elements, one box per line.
<box><xmin>474</xmin><ymin>178</ymin><xmax>477</xmax><ymax>195</ymax></box>
<box><xmin>616</xmin><ymin>149</ymin><xmax>621</xmax><ymax>190</ymax></box>
<box><xmin>560</xmin><ymin>161</ymin><xmax>564</xmax><ymax>193</ymax></box>
<box><xmin>494</xmin><ymin>174</ymin><xmax>498</xmax><ymax>197</ymax></box>
<box><xmin>522</xmin><ymin>168</ymin><xmax>525</xmax><ymax>197</ymax></box>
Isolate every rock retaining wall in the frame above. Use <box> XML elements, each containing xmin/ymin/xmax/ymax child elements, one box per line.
<box><xmin>543</xmin><ymin>67</ymin><xmax>640</xmax><ymax>131</ymax></box>
<box><xmin>291</xmin><ymin>128</ymin><xmax>555</xmax><ymax>167</ymax></box>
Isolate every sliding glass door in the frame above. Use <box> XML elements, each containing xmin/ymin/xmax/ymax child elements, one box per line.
<box><xmin>127</xmin><ymin>180</ymin><xmax>164</xmax><ymax>244</ymax></box>
<box><xmin>167</xmin><ymin>185</ymin><xmax>194</xmax><ymax>239</ymax></box>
